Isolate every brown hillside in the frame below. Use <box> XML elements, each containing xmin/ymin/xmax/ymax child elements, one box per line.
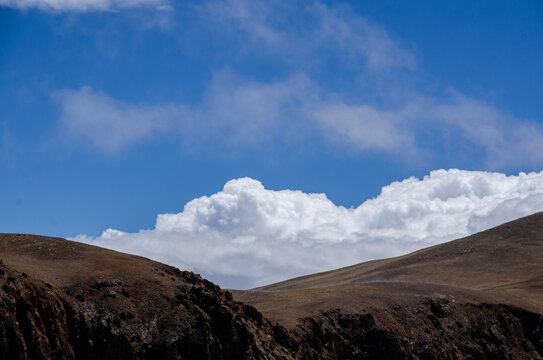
<box><xmin>0</xmin><ymin>234</ymin><xmax>293</xmax><ymax>359</ymax></box>
<box><xmin>232</xmin><ymin>213</ymin><xmax>543</xmax><ymax>359</ymax></box>
<box><xmin>234</xmin><ymin>212</ymin><xmax>543</xmax><ymax>325</ymax></box>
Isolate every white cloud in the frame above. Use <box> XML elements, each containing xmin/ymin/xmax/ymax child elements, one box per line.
<box><xmin>54</xmin><ymin>76</ymin><xmax>543</xmax><ymax>168</ymax></box>
<box><xmin>368</xmin><ymin>92</ymin><xmax>543</xmax><ymax>169</ymax></box>
<box><xmin>315</xmin><ymin>92</ymin><xmax>543</xmax><ymax>168</ymax></box>
<box><xmin>309</xmin><ymin>2</ymin><xmax>415</xmax><ymax>70</ymax></box>
<box><xmin>200</xmin><ymin>0</ymin><xmax>414</xmax><ymax>71</ymax></box>
<box><xmin>53</xmin><ymin>86</ymin><xmax>185</xmax><ymax>153</ymax></box>
<box><xmin>51</xmin><ymin>75</ymin><xmax>417</xmax><ymax>156</ymax></box>
<box><xmin>42</xmin><ymin>0</ymin><xmax>543</xmax><ymax>166</ymax></box>
<box><xmin>191</xmin><ymin>0</ymin><xmax>543</xmax><ymax>167</ymax></box>
<box><xmin>73</xmin><ymin>169</ymin><xmax>543</xmax><ymax>289</ymax></box>
<box><xmin>194</xmin><ymin>72</ymin><xmax>317</xmax><ymax>145</ymax></box>
<box><xmin>0</xmin><ymin>0</ymin><xmax>170</xmax><ymax>12</ymax></box>
<box><xmin>315</xmin><ymin>103</ymin><xmax>416</xmax><ymax>153</ymax></box>
<box><xmin>427</xmin><ymin>93</ymin><xmax>543</xmax><ymax>169</ymax></box>
<box><xmin>52</xmin><ymin>75</ymin><xmax>317</xmax><ymax>153</ymax></box>
<box><xmin>202</xmin><ymin>0</ymin><xmax>283</xmax><ymax>45</ymax></box>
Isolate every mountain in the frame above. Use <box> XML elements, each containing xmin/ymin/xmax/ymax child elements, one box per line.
<box><xmin>1</xmin><ymin>213</ymin><xmax>543</xmax><ymax>359</ymax></box>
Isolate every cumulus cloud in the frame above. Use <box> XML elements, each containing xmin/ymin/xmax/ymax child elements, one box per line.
<box><xmin>0</xmin><ymin>0</ymin><xmax>171</xmax><ymax>12</ymax></box>
<box><xmin>73</xmin><ymin>169</ymin><xmax>543</xmax><ymax>289</ymax></box>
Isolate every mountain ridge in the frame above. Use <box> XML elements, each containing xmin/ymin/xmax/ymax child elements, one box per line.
<box><xmin>1</xmin><ymin>213</ymin><xmax>543</xmax><ymax>359</ymax></box>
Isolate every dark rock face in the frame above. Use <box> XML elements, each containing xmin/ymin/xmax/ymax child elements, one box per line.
<box><xmin>0</xmin><ymin>263</ymin><xmax>292</xmax><ymax>360</ymax></box>
<box><xmin>291</xmin><ymin>303</ymin><xmax>543</xmax><ymax>360</ymax></box>
<box><xmin>292</xmin><ymin>311</ymin><xmax>405</xmax><ymax>360</ymax></box>
<box><xmin>1</xmin><ymin>260</ymin><xmax>543</xmax><ymax>359</ymax></box>
<box><xmin>0</xmin><ymin>267</ymin><xmax>73</xmax><ymax>359</ymax></box>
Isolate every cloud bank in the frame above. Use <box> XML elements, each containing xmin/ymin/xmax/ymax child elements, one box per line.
<box><xmin>74</xmin><ymin>169</ymin><xmax>543</xmax><ymax>289</ymax></box>
<box><xmin>0</xmin><ymin>0</ymin><xmax>171</xmax><ymax>12</ymax></box>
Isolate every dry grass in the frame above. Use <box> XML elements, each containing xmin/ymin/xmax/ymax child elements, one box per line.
<box><xmin>0</xmin><ymin>233</ymin><xmax>179</xmax><ymax>313</ymax></box>
<box><xmin>233</xmin><ymin>212</ymin><xmax>543</xmax><ymax>328</ymax></box>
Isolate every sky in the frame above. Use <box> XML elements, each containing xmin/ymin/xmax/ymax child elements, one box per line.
<box><xmin>1</xmin><ymin>0</ymin><xmax>543</xmax><ymax>289</ymax></box>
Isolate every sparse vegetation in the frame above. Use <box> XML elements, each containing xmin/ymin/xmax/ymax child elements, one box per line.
<box><xmin>7</xmin><ymin>276</ymin><xmax>15</xmax><ymax>283</ymax></box>
<box><xmin>0</xmin><ymin>269</ymin><xmax>4</xmax><ymax>276</ymax></box>
<box><xmin>45</xmin><ymin>282</ymin><xmax>53</xmax><ymax>289</ymax></box>
<box><xmin>121</xmin><ymin>289</ymin><xmax>130</xmax><ymax>297</ymax></box>
<box><xmin>76</xmin><ymin>294</ymin><xmax>85</xmax><ymax>302</ymax></box>
<box><xmin>22</xmin><ymin>272</ymin><xmax>28</xmax><ymax>278</ymax></box>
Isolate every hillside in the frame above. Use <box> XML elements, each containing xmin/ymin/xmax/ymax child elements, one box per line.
<box><xmin>1</xmin><ymin>213</ymin><xmax>543</xmax><ymax>359</ymax></box>
<box><xmin>233</xmin><ymin>212</ymin><xmax>543</xmax><ymax>358</ymax></box>
<box><xmin>253</xmin><ymin>211</ymin><xmax>543</xmax><ymax>296</ymax></box>
<box><xmin>237</xmin><ymin>211</ymin><xmax>543</xmax><ymax>306</ymax></box>
<box><xmin>0</xmin><ymin>234</ymin><xmax>293</xmax><ymax>359</ymax></box>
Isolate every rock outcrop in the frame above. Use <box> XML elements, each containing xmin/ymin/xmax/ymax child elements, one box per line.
<box><xmin>0</xmin><ymin>260</ymin><xmax>292</xmax><ymax>359</ymax></box>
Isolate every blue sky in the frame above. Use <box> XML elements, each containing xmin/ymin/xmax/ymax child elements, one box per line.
<box><xmin>2</xmin><ymin>0</ymin><xmax>543</xmax><ymax>287</ymax></box>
